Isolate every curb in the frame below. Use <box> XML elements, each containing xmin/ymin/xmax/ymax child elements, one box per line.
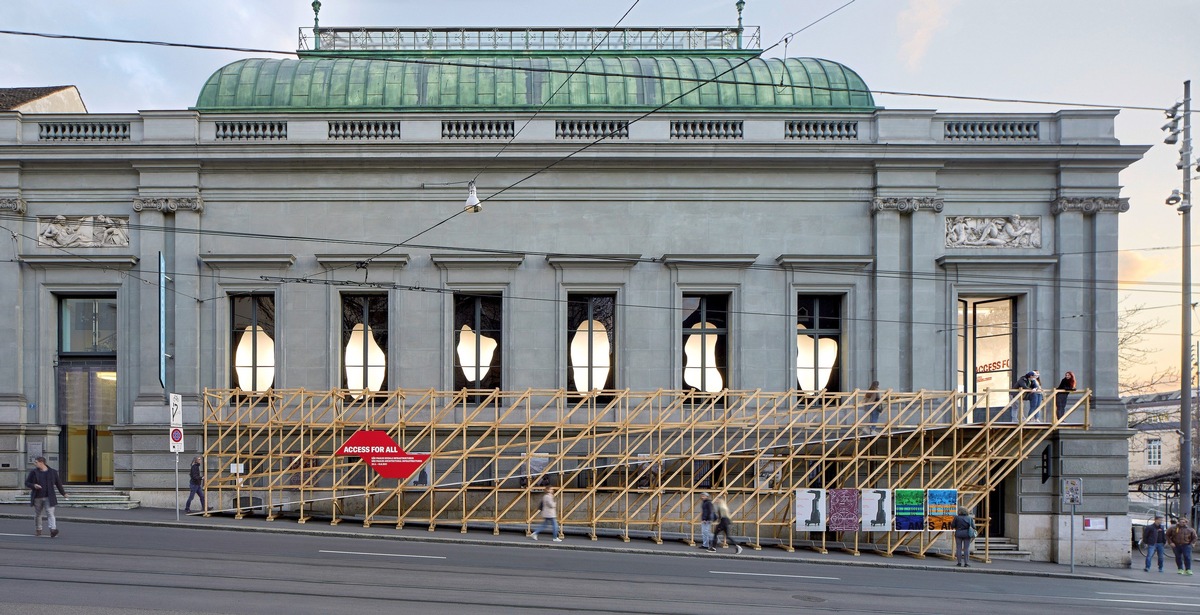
<box><xmin>0</xmin><ymin>511</ymin><xmax>1168</xmax><ymax>585</ymax></box>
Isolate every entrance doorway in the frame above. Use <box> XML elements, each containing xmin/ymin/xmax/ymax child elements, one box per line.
<box><xmin>58</xmin><ymin>363</ymin><xmax>116</xmax><ymax>484</ymax></box>
<box><xmin>957</xmin><ymin>297</ymin><xmax>1016</xmax><ymax>414</ymax></box>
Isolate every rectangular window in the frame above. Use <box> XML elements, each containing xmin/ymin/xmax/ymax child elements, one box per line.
<box><xmin>682</xmin><ymin>294</ymin><xmax>728</xmax><ymax>393</ymax></box>
<box><xmin>59</xmin><ymin>297</ymin><xmax>118</xmax><ymax>354</ymax></box>
<box><xmin>1147</xmin><ymin>438</ymin><xmax>1162</xmax><ymax>466</ymax></box>
<box><xmin>796</xmin><ymin>295</ymin><xmax>841</xmax><ymax>392</ymax></box>
<box><xmin>341</xmin><ymin>294</ymin><xmax>388</xmax><ymax>396</ymax></box>
<box><xmin>566</xmin><ymin>293</ymin><xmax>616</xmax><ymax>392</ymax></box>
<box><xmin>454</xmin><ymin>294</ymin><xmax>502</xmax><ymax>390</ymax></box>
<box><xmin>231</xmin><ymin>294</ymin><xmax>276</xmax><ymax>392</ymax></box>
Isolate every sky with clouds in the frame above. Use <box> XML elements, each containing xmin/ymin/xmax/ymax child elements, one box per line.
<box><xmin>2</xmin><ymin>0</ymin><xmax>1198</xmax><ymax>389</ymax></box>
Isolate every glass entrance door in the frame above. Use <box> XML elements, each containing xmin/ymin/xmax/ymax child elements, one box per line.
<box><xmin>58</xmin><ymin>365</ymin><xmax>116</xmax><ymax>484</ymax></box>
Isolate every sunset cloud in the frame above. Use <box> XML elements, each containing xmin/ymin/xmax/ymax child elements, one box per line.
<box><xmin>898</xmin><ymin>0</ymin><xmax>958</xmax><ymax>70</ymax></box>
<box><xmin>1119</xmin><ymin>251</ymin><xmax>1170</xmax><ymax>287</ymax></box>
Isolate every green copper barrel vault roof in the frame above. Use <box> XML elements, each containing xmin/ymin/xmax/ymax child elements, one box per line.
<box><xmin>195</xmin><ymin>56</ymin><xmax>874</xmax><ymax>112</ymax></box>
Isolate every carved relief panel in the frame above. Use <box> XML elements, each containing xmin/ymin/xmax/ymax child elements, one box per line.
<box><xmin>37</xmin><ymin>215</ymin><xmax>130</xmax><ymax>248</ymax></box>
<box><xmin>944</xmin><ymin>215</ymin><xmax>1041</xmax><ymax>248</ymax></box>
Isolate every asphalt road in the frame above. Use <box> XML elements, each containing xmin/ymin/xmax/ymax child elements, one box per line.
<box><xmin>1</xmin><ymin>517</ymin><xmax>1199</xmax><ymax>615</ymax></box>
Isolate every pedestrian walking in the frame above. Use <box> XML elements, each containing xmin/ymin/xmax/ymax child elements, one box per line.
<box><xmin>951</xmin><ymin>506</ymin><xmax>976</xmax><ymax>567</ymax></box>
<box><xmin>712</xmin><ymin>495</ymin><xmax>742</xmax><ymax>554</ymax></box>
<box><xmin>531</xmin><ymin>486</ymin><xmax>562</xmax><ymax>542</ymax></box>
<box><xmin>698</xmin><ymin>492</ymin><xmax>716</xmax><ymax>552</ymax></box>
<box><xmin>24</xmin><ymin>456</ymin><xmax>68</xmax><ymax>538</ymax></box>
<box><xmin>1015</xmin><ymin>371</ymin><xmax>1043</xmax><ymax>421</ymax></box>
<box><xmin>184</xmin><ymin>456</ymin><xmax>205</xmax><ymax>513</ymax></box>
<box><xmin>1167</xmin><ymin>518</ymin><xmax>1198</xmax><ymax>575</ymax></box>
<box><xmin>1142</xmin><ymin>515</ymin><xmax>1168</xmax><ymax>572</ymax></box>
<box><xmin>1054</xmin><ymin>371</ymin><xmax>1077</xmax><ymax>419</ymax></box>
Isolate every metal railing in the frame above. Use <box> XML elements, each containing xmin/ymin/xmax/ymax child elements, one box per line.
<box><xmin>298</xmin><ymin>27</ymin><xmax>762</xmax><ymax>53</ymax></box>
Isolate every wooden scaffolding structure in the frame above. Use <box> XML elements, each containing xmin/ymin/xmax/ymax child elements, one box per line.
<box><xmin>201</xmin><ymin>387</ymin><xmax>1088</xmax><ymax>560</ymax></box>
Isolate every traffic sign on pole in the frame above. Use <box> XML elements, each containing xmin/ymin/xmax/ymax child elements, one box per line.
<box><xmin>169</xmin><ymin>427</ymin><xmax>184</xmax><ymax>453</ymax></box>
<box><xmin>169</xmin><ymin>393</ymin><xmax>183</xmax><ymax>428</ymax></box>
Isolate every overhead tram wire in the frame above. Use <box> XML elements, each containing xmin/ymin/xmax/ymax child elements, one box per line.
<box><xmin>294</xmin><ymin>1</ymin><xmax>860</xmax><ymax>281</ymax></box>
<box><xmin>252</xmin><ymin>272</ymin><xmax>1166</xmax><ymax>339</ymax></box>
<box><xmin>470</xmin><ymin>0</ymin><xmax>643</xmax><ymax>183</ymax></box>
<box><xmin>0</xmin><ymin>211</ymin><xmax>1184</xmax><ymax>295</ymax></box>
<box><xmin>308</xmin><ymin>0</ymin><xmax>644</xmax><ymax>283</ymax></box>
<box><xmin>0</xmin><ymin>224</ymin><xmax>207</xmax><ymax>304</ymax></box>
<box><xmin>0</xmin><ymin>28</ymin><xmax>1167</xmax><ymax>113</ymax></box>
<box><xmin>475</xmin><ymin>0</ymin><xmax>862</xmax><ymax>206</ymax></box>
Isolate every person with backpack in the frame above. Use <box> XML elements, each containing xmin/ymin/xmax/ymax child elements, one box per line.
<box><xmin>184</xmin><ymin>456</ymin><xmax>205</xmax><ymax>513</ymax></box>
<box><xmin>1167</xmin><ymin>518</ymin><xmax>1198</xmax><ymax>575</ymax></box>
<box><xmin>951</xmin><ymin>506</ymin><xmax>976</xmax><ymax>567</ymax></box>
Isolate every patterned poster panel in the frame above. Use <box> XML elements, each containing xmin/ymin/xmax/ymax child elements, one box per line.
<box><xmin>860</xmin><ymin>489</ymin><xmax>892</xmax><ymax>532</ymax></box>
<box><xmin>894</xmin><ymin>489</ymin><xmax>926</xmax><ymax>531</ymax></box>
<box><xmin>794</xmin><ymin>488</ymin><xmax>827</xmax><ymax>532</ymax></box>
<box><xmin>827</xmin><ymin>489</ymin><xmax>860</xmax><ymax>532</ymax></box>
<box><xmin>926</xmin><ymin>489</ymin><xmax>958</xmax><ymax>531</ymax></box>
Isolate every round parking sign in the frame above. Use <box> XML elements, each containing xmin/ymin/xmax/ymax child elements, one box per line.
<box><xmin>169</xmin><ymin>427</ymin><xmax>185</xmax><ymax>452</ymax></box>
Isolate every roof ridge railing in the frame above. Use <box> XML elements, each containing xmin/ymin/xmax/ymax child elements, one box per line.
<box><xmin>297</xmin><ymin>26</ymin><xmax>762</xmax><ymax>53</ymax></box>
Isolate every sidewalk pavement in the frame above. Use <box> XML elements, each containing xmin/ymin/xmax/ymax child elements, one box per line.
<box><xmin>0</xmin><ymin>503</ymin><xmax>1188</xmax><ymax>586</ymax></box>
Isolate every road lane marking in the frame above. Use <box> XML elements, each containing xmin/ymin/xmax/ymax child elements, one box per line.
<box><xmin>0</xmin><ymin>533</ymin><xmax>35</xmax><ymax>537</ymax></box>
<box><xmin>710</xmin><ymin>570</ymin><xmax>839</xmax><ymax>581</ymax></box>
<box><xmin>1079</xmin><ymin>597</ymin><xmax>1200</xmax><ymax>608</ymax></box>
<box><xmin>319</xmin><ymin>549</ymin><xmax>446</xmax><ymax>560</ymax></box>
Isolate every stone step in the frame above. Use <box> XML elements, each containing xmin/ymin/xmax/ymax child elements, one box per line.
<box><xmin>2</xmin><ymin>487</ymin><xmax>139</xmax><ymax>509</ymax></box>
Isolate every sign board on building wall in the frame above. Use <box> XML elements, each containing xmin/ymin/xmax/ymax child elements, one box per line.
<box><xmin>1062</xmin><ymin>478</ymin><xmax>1083</xmax><ymax>506</ymax></box>
<box><xmin>335</xmin><ymin>430</ymin><xmax>430</xmax><ymax>479</ymax></box>
<box><xmin>1083</xmin><ymin>517</ymin><xmax>1107</xmax><ymax>531</ymax></box>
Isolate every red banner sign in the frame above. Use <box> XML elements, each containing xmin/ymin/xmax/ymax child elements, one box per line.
<box><xmin>335</xmin><ymin>430</ymin><xmax>430</xmax><ymax>479</ymax></box>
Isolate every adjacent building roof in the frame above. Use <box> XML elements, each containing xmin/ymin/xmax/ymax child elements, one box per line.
<box><xmin>0</xmin><ymin>86</ymin><xmax>80</xmax><ymax>111</ymax></box>
<box><xmin>195</xmin><ymin>56</ymin><xmax>875</xmax><ymax>113</ymax></box>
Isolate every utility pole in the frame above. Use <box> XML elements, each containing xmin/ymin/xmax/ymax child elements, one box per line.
<box><xmin>1166</xmin><ymin>81</ymin><xmax>1193</xmax><ymax>524</ymax></box>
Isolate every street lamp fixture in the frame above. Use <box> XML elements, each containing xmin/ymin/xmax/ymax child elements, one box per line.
<box><xmin>464</xmin><ymin>181</ymin><xmax>481</xmax><ymax>213</ymax></box>
<box><xmin>1168</xmin><ymin>189</ymin><xmax>1183</xmax><ymax>206</ymax></box>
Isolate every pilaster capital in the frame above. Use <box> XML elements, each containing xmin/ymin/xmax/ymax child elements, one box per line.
<box><xmin>133</xmin><ymin>197</ymin><xmax>204</xmax><ymax>214</ymax></box>
<box><xmin>871</xmin><ymin>196</ymin><xmax>944</xmax><ymax>215</ymax></box>
<box><xmin>1051</xmin><ymin>197</ymin><xmax>1129</xmax><ymax>216</ymax></box>
<box><xmin>0</xmin><ymin>197</ymin><xmax>26</xmax><ymax>214</ymax></box>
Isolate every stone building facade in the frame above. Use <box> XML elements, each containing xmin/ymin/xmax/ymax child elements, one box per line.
<box><xmin>0</xmin><ymin>24</ymin><xmax>1145</xmax><ymax>565</ymax></box>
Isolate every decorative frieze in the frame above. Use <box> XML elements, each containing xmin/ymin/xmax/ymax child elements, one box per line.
<box><xmin>132</xmin><ymin>197</ymin><xmax>204</xmax><ymax>213</ymax></box>
<box><xmin>871</xmin><ymin>197</ymin><xmax>944</xmax><ymax>215</ymax></box>
<box><xmin>1051</xmin><ymin>197</ymin><xmax>1130</xmax><ymax>215</ymax></box>
<box><xmin>0</xmin><ymin>198</ymin><xmax>26</xmax><ymax>214</ymax></box>
<box><xmin>38</xmin><ymin>215</ymin><xmax>130</xmax><ymax>248</ymax></box>
<box><xmin>945</xmin><ymin>215</ymin><xmax>1042</xmax><ymax>248</ymax></box>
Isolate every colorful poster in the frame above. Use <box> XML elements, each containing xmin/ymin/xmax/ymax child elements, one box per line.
<box><xmin>894</xmin><ymin>489</ymin><xmax>926</xmax><ymax>531</ymax></box>
<box><xmin>926</xmin><ymin>489</ymin><xmax>958</xmax><ymax>531</ymax></box>
<box><xmin>827</xmin><ymin>489</ymin><xmax>860</xmax><ymax>532</ymax></box>
<box><xmin>794</xmin><ymin>488</ymin><xmax>827</xmax><ymax>531</ymax></box>
<box><xmin>860</xmin><ymin>489</ymin><xmax>892</xmax><ymax>532</ymax></box>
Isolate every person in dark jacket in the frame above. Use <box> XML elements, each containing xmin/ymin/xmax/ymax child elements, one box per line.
<box><xmin>1143</xmin><ymin>515</ymin><xmax>1168</xmax><ymax>572</ymax></box>
<box><xmin>951</xmin><ymin>506</ymin><xmax>976</xmax><ymax>567</ymax></box>
<box><xmin>698</xmin><ymin>492</ymin><xmax>717</xmax><ymax>552</ymax></box>
<box><xmin>1054</xmin><ymin>371</ymin><xmax>1077</xmax><ymax>419</ymax></box>
<box><xmin>1015</xmin><ymin>371</ymin><xmax>1043</xmax><ymax>421</ymax></box>
<box><xmin>184</xmin><ymin>456</ymin><xmax>205</xmax><ymax>513</ymax></box>
<box><xmin>712</xmin><ymin>495</ymin><xmax>742</xmax><ymax>554</ymax></box>
<box><xmin>24</xmin><ymin>456</ymin><xmax>67</xmax><ymax>537</ymax></box>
